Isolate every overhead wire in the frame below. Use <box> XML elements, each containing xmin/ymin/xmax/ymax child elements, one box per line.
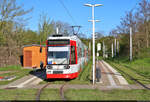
<box><xmin>58</xmin><ymin>0</ymin><xmax>77</xmax><ymax>25</ymax></box>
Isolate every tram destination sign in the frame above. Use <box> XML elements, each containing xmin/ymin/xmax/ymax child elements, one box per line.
<box><xmin>48</xmin><ymin>39</ymin><xmax>70</xmax><ymax>45</ymax></box>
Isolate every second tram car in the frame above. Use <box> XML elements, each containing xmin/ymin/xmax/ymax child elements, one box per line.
<box><xmin>46</xmin><ymin>34</ymin><xmax>88</xmax><ymax>79</ymax></box>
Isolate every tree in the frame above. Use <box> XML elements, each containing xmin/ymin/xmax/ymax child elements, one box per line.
<box><xmin>52</xmin><ymin>21</ymin><xmax>72</xmax><ymax>35</ymax></box>
<box><xmin>138</xmin><ymin>0</ymin><xmax>150</xmax><ymax>48</ymax></box>
<box><xmin>109</xmin><ymin>0</ymin><xmax>150</xmax><ymax>59</ymax></box>
<box><xmin>0</xmin><ymin>0</ymin><xmax>33</xmax><ymax>24</ymax></box>
<box><xmin>22</xmin><ymin>30</ymin><xmax>39</xmax><ymax>45</ymax></box>
<box><xmin>0</xmin><ymin>0</ymin><xmax>33</xmax><ymax>67</ymax></box>
<box><xmin>38</xmin><ymin>14</ymin><xmax>54</xmax><ymax>43</ymax></box>
<box><xmin>95</xmin><ymin>31</ymin><xmax>103</xmax><ymax>39</ymax></box>
<box><xmin>0</xmin><ymin>0</ymin><xmax>33</xmax><ymax>46</ymax></box>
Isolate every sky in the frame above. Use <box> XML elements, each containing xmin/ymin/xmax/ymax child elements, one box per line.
<box><xmin>17</xmin><ymin>0</ymin><xmax>141</xmax><ymax>37</ymax></box>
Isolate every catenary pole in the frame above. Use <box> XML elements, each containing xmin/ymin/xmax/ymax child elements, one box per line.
<box><xmin>114</xmin><ymin>38</ymin><xmax>116</xmax><ymax>57</ymax></box>
<box><xmin>112</xmin><ymin>43</ymin><xmax>114</xmax><ymax>58</ymax></box>
<box><xmin>117</xmin><ymin>41</ymin><xmax>119</xmax><ymax>55</ymax></box>
<box><xmin>103</xmin><ymin>41</ymin><xmax>105</xmax><ymax>58</ymax></box>
<box><xmin>130</xmin><ymin>27</ymin><xmax>132</xmax><ymax>61</ymax></box>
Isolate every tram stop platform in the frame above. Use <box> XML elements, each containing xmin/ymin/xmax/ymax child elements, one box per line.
<box><xmin>95</xmin><ymin>60</ymin><xmax>128</xmax><ymax>87</ymax></box>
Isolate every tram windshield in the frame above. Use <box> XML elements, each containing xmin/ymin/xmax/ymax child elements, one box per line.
<box><xmin>47</xmin><ymin>47</ymin><xmax>69</xmax><ymax>65</ymax></box>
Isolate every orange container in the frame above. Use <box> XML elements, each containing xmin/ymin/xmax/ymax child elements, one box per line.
<box><xmin>23</xmin><ymin>44</ymin><xmax>46</xmax><ymax>68</ymax></box>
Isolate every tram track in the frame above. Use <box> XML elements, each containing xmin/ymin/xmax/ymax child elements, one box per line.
<box><xmin>60</xmin><ymin>82</ymin><xmax>67</xmax><ymax>100</ymax></box>
<box><xmin>122</xmin><ymin>64</ymin><xmax>150</xmax><ymax>81</ymax></box>
<box><xmin>36</xmin><ymin>82</ymin><xmax>51</xmax><ymax>100</ymax></box>
<box><xmin>36</xmin><ymin>81</ymin><xmax>68</xmax><ymax>101</ymax></box>
<box><xmin>107</xmin><ymin>61</ymin><xmax>150</xmax><ymax>90</ymax></box>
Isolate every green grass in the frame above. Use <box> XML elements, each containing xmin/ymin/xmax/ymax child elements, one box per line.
<box><xmin>0</xmin><ymin>89</ymin><xmax>37</xmax><ymax>100</ymax></box>
<box><xmin>0</xmin><ymin>65</ymin><xmax>32</xmax><ymax>85</ymax></box>
<box><xmin>65</xmin><ymin>89</ymin><xmax>150</xmax><ymax>100</ymax></box>
<box><xmin>69</xmin><ymin>59</ymin><xmax>92</xmax><ymax>84</ymax></box>
<box><xmin>127</xmin><ymin>58</ymin><xmax>150</xmax><ymax>78</ymax></box>
<box><xmin>114</xmin><ymin>57</ymin><xmax>150</xmax><ymax>78</ymax></box>
<box><xmin>39</xmin><ymin>59</ymin><xmax>93</xmax><ymax>85</ymax></box>
<box><xmin>0</xmin><ymin>89</ymin><xmax>61</xmax><ymax>101</ymax></box>
<box><xmin>75</xmin><ymin>60</ymin><xmax>92</xmax><ymax>82</ymax></box>
<box><xmin>0</xmin><ymin>88</ymin><xmax>150</xmax><ymax>100</ymax></box>
<box><xmin>106</xmin><ymin>57</ymin><xmax>150</xmax><ymax>84</ymax></box>
<box><xmin>0</xmin><ymin>65</ymin><xmax>23</xmax><ymax>71</ymax></box>
<box><xmin>40</xmin><ymin>89</ymin><xmax>61</xmax><ymax>100</ymax></box>
<box><xmin>97</xmin><ymin>56</ymin><xmax>103</xmax><ymax>60</ymax></box>
<box><xmin>137</xmin><ymin>48</ymin><xmax>150</xmax><ymax>59</ymax></box>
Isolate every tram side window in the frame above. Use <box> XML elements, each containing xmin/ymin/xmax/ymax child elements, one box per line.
<box><xmin>81</xmin><ymin>48</ymin><xmax>84</xmax><ymax>57</ymax></box>
<box><xmin>79</xmin><ymin>48</ymin><xmax>81</xmax><ymax>58</ymax></box>
<box><xmin>71</xmin><ymin>46</ymin><xmax>76</xmax><ymax>64</ymax></box>
<box><xmin>77</xmin><ymin>47</ymin><xmax>79</xmax><ymax>58</ymax></box>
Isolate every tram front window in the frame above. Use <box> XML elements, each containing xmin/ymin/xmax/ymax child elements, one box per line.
<box><xmin>47</xmin><ymin>51</ymin><xmax>69</xmax><ymax>65</ymax></box>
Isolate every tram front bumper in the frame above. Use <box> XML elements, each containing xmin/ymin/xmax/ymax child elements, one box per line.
<box><xmin>46</xmin><ymin>72</ymin><xmax>78</xmax><ymax>79</ymax></box>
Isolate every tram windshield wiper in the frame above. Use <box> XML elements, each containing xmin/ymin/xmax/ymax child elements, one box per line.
<box><xmin>60</xmin><ymin>59</ymin><xmax>67</xmax><ymax>64</ymax></box>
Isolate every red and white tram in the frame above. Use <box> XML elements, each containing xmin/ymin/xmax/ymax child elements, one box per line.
<box><xmin>46</xmin><ymin>34</ymin><xmax>88</xmax><ymax>79</ymax></box>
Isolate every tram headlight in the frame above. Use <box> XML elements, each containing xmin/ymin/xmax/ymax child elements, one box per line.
<box><xmin>64</xmin><ymin>65</ymin><xmax>70</xmax><ymax>69</ymax></box>
<box><xmin>47</xmin><ymin>65</ymin><xmax>52</xmax><ymax>69</ymax></box>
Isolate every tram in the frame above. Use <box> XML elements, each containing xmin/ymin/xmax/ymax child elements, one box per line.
<box><xmin>46</xmin><ymin>34</ymin><xmax>88</xmax><ymax>79</ymax></box>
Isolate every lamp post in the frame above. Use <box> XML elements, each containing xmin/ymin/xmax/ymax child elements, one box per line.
<box><xmin>84</xmin><ymin>3</ymin><xmax>102</xmax><ymax>85</ymax></box>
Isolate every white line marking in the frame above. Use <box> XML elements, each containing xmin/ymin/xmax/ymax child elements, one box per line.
<box><xmin>100</xmin><ymin>61</ymin><xmax>116</xmax><ymax>86</ymax></box>
<box><xmin>9</xmin><ymin>73</ymin><xmax>44</xmax><ymax>88</ymax></box>
<box><xmin>12</xmin><ymin>76</ymin><xmax>37</xmax><ymax>88</ymax></box>
<box><xmin>102</xmin><ymin>60</ymin><xmax>128</xmax><ymax>85</ymax></box>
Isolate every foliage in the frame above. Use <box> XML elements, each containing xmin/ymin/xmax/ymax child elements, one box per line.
<box><xmin>22</xmin><ymin>30</ymin><xmax>40</xmax><ymax>45</ymax></box>
<box><xmin>136</xmin><ymin>47</ymin><xmax>150</xmax><ymax>59</ymax></box>
<box><xmin>0</xmin><ymin>0</ymin><xmax>33</xmax><ymax>67</ymax></box>
<box><xmin>77</xmin><ymin>59</ymin><xmax>92</xmax><ymax>81</ymax></box>
<box><xmin>52</xmin><ymin>20</ymin><xmax>72</xmax><ymax>36</ymax></box>
<box><xmin>108</xmin><ymin>0</ymin><xmax>150</xmax><ymax>59</ymax></box>
<box><xmin>38</xmin><ymin>14</ymin><xmax>54</xmax><ymax>43</ymax></box>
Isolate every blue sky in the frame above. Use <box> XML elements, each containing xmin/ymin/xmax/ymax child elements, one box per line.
<box><xmin>17</xmin><ymin>0</ymin><xmax>141</xmax><ymax>37</ymax></box>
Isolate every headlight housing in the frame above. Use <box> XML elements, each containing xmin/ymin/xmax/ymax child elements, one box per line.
<box><xmin>64</xmin><ymin>65</ymin><xmax>70</xmax><ymax>69</ymax></box>
<box><xmin>47</xmin><ymin>65</ymin><xmax>52</xmax><ymax>69</ymax></box>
